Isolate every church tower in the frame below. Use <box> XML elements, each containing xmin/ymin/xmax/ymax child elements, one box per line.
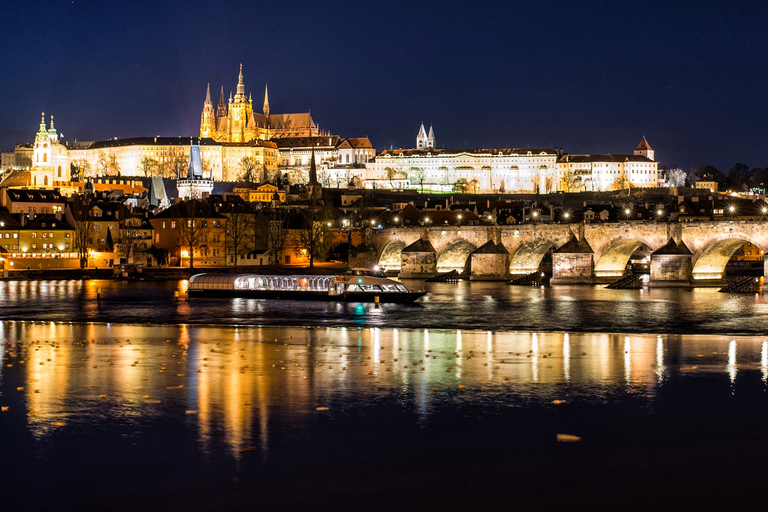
<box><xmin>228</xmin><ymin>64</ymin><xmax>253</xmax><ymax>143</ymax></box>
<box><xmin>427</xmin><ymin>125</ymin><xmax>435</xmax><ymax>149</ymax></box>
<box><xmin>200</xmin><ymin>84</ymin><xmax>216</xmax><ymax>138</ymax></box>
<box><xmin>416</xmin><ymin>122</ymin><xmax>428</xmax><ymax>149</ymax></box>
<box><xmin>634</xmin><ymin>136</ymin><xmax>654</xmax><ymax>161</ymax></box>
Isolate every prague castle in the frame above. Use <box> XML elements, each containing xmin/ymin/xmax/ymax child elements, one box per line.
<box><xmin>200</xmin><ymin>64</ymin><xmax>319</xmax><ymax>142</ymax></box>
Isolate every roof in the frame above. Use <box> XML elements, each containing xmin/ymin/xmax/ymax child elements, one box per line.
<box><xmin>272</xmin><ymin>136</ymin><xmax>339</xmax><ymax>149</ymax></box>
<box><xmin>555</xmin><ymin>236</ymin><xmax>594</xmax><ymax>254</ymax></box>
<box><xmin>652</xmin><ymin>238</ymin><xmax>692</xmax><ymax>255</ymax></box>
<box><xmin>27</xmin><ymin>214</ymin><xmax>73</xmax><ymax>231</ymax></box>
<box><xmin>471</xmin><ymin>240</ymin><xmax>508</xmax><ymax>255</ymax></box>
<box><xmin>337</xmin><ymin>137</ymin><xmax>373</xmax><ymax>149</ymax></box>
<box><xmin>559</xmin><ymin>154</ymin><xmax>655</xmax><ymax>163</ymax></box>
<box><xmin>378</xmin><ymin>148</ymin><xmax>558</xmax><ymax>157</ymax></box>
<box><xmin>636</xmin><ymin>137</ymin><xmax>653</xmax><ymax>151</ymax></box>
<box><xmin>5</xmin><ymin>188</ymin><xmax>65</xmax><ymax>203</ymax></box>
<box><xmin>401</xmin><ymin>238</ymin><xmax>436</xmax><ymax>253</ymax></box>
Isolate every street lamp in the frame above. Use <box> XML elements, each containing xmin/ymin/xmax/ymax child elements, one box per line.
<box><xmin>457</xmin><ymin>213</ymin><xmax>462</xmax><ymax>226</ymax></box>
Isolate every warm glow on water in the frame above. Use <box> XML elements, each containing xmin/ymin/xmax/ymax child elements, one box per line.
<box><xmin>1</xmin><ymin>289</ymin><xmax>768</xmax><ymax>509</ymax></box>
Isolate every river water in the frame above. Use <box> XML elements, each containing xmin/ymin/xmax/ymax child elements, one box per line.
<box><xmin>1</xmin><ymin>280</ymin><xmax>768</xmax><ymax>510</ymax></box>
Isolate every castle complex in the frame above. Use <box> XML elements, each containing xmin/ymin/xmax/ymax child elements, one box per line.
<box><xmin>0</xmin><ymin>66</ymin><xmax>659</xmax><ymax>195</ymax></box>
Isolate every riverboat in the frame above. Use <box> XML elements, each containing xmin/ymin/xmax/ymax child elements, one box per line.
<box><xmin>187</xmin><ymin>271</ymin><xmax>426</xmax><ymax>303</ymax></box>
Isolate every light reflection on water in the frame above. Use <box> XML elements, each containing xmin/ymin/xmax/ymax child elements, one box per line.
<box><xmin>1</xmin><ymin>322</ymin><xmax>767</xmax><ymax>459</ymax></box>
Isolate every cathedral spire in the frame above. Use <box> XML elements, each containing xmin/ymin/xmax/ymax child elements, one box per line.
<box><xmin>205</xmin><ymin>83</ymin><xmax>212</xmax><ymax>105</ymax></box>
<box><xmin>217</xmin><ymin>86</ymin><xmax>227</xmax><ymax>117</ymax></box>
<box><xmin>235</xmin><ymin>63</ymin><xmax>245</xmax><ymax>101</ymax></box>
<box><xmin>263</xmin><ymin>83</ymin><xmax>270</xmax><ymax>117</ymax></box>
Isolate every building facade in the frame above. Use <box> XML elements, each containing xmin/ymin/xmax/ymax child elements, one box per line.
<box><xmin>200</xmin><ymin>65</ymin><xmax>319</xmax><ymax>142</ymax></box>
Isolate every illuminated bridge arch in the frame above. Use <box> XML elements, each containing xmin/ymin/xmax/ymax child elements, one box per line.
<box><xmin>437</xmin><ymin>240</ymin><xmax>477</xmax><ymax>273</ymax></box>
<box><xmin>509</xmin><ymin>239</ymin><xmax>556</xmax><ymax>275</ymax></box>
<box><xmin>691</xmin><ymin>236</ymin><xmax>765</xmax><ymax>280</ymax></box>
<box><xmin>378</xmin><ymin>241</ymin><xmax>406</xmax><ymax>272</ymax></box>
<box><xmin>594</xmin><ymin>237</ymin><xmax>655</xmax><ymax>279</ymax></box>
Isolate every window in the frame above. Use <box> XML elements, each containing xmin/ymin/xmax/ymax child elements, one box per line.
<box><xmin>32</xmin><ymin>232</ymin><xmax>37</xmax><ymax>238</ymax></box>
<box><xmin>162</xmin><ymin>222</ymin><xmax>166</xmax><ymax>229</ymax></box>
<box><xmin>171</xmin><ymin>221</ymin><xmax>176</xmax><ymax>229</ymax></box>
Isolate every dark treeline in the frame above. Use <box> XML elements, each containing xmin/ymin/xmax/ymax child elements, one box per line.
<box><xmin>680</xmin><ymin>163</ymin><xmax>768</xmax><ymax>192</ymax></box>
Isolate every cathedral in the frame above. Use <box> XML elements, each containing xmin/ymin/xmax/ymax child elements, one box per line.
<box><xmin>200</xmin><ymin>64</ymin><xmax>319</xmax><ymax>142</ymax></box>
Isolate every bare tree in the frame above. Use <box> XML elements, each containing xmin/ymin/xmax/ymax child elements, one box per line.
<box><xmin>667</xmin><ymin>168</ymin><xmax>687</xmax><ymax>187</ymax></box>
<box><xmin>298</xmin><ymin>206</ymin><xmax>332</xmax><ymax>268</ymax></box>
<box><xmin>411</xmin><ymin>167</ymin><xmax>425</xmax><ymax>193</ymax></box>
<box><xmin>138</xmin><ymin>157</ymin><xmax>158</xmax><ymax>177</ymax></box>
<box><xmin>68</xmin><ymin>195</ymin><xmax>94</xmax><ymax>268</ymax></box>
<box><xmin>238</xmin><ymin>157</ymin><xmax>261</xmax><ymax>183</ymax></box>
<box><xmin>266</xmin><ymin>208</ymin><xmax>288</xmax><ymax>266</ymax></box>
<box><xmin>225</xmin><ymin>210</ymin><xmax>254</xmax><ymax>267</ymax></box>
<box><xmin>175</xmin><ymin>200</ymin><xmax>209</xmax><ymax>269</ymax></box>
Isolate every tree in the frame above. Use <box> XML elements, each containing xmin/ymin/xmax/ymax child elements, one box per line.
<box><xmin>411</xmin><ymin>167</ymin><xmax>426</xmax><ymax>193</ymax></box>
<box><xmin>119</xmin><ymin>215</ymin><xmax>147</xmax><ymax>263</ymax></box>
<box><xmin>70</xmin><ymin>159</ymin><xmax>91</xmax><ymax>180</ymax></box>
<box><xmin>238</xmin><ymin>157</ymin><xmax>261</xmax><ymax>183</ymax></box>
<box><xmin>453</xmin><ymin>178</ymin><xmax>469</xmax><ymax>193</ymax></box>
<box><xmin>728</xmin><ymin>163</ymin><xmax>751</xmax><ymax>192</ymax></box>
<box><xmin>666</xmin><ymin>168</ymin><xmax>687</xmax><ymax>187</ymax></box>
<box><xmin>175</xmin><ymin>200</ymin><xmax>210</xmax><ymax>269</ymax></box>
<box><xmin>265</xmin><ymin>208</ymin><xmax>288</xmax><ymax>266</ymax></box>
<box><xmin>224</xmin><ymin>208</ymin><xmax>254</xmax><ymax>267</ymax></box>
<box><xmin>68</xmin><ymin>195</ymin><xmax>95</xmax><ymax>268</ymax></box>
<box><xmin>693</xmin><ymin>165</ymin><xmax>726</xmax><ymax>187</ymax></box>
<box><xmin>499</xmin><ymin>179</ymin><xmax>506</xmax><ymax>194</ymax></box>
<box><xmin>105</xmin><ymin>227</ymin><xmax>115</xmax><ymax>253</ymax></box>
<box><xmin>138</xmin><ymin>157</ymin><xmax>158</xmax><ymax>177</ymax></box>
<box><xmin>299</xmin><ymin>206</ymin><xmax>333</xmax><ymax>268</ymax></box>
<box><xmin>469</xmin><ymin>178</ymin><xmax>479</xmax><ymax>194</ymax></box>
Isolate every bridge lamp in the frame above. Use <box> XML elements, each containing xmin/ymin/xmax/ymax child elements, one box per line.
<box><xmin>563</xmin><ymin>212</ymin><xmax>570</xmax><ymax>219</ymax></box>
<box><xmin>656</xmin><ymin>209</ymin><xmax>663</xmax><ymax>218</ymax></box>
<box><xmin>424</xmin><ymin>217</ymin><xmax>430</xmax><ymax>224</ymax></box>
<box><xmin>624</xmin><ymin>208</ymin><xmax>631</xmax><ymax>217</ymax></box>
<box><xmin>762</xmin><ymin>207</ymin><xmax>767</xmax><ymax>215</ymax></box>
<box><xmin>728</xmin><ymin>205</ymin><xmax>736</xmax><ymax>214</ymax></box>
<box><xmin>393</xmin><ymin>216</ymin><xmax>399</xmax><ymax>223</ymax></box>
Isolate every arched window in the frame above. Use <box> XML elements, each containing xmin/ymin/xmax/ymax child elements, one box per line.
<box><xmin>57</xmin><ymin>166</ymin><xmax>62</xmax><ymax>177</ymax></box>
<box><xmin>43</xmin><ymin>154</ymin><xmax>47</xmax><ymax>163</ymax></box>
<box><xmin>44</xmin><ymin>176</ymin><xmax>49</xmax><ymax>186</ymax></box>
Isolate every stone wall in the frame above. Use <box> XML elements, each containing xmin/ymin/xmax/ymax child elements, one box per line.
<box><xmin>399</xmin><ymin>252</ymin><xmax>437</xmax><ymax>278</ymax></box>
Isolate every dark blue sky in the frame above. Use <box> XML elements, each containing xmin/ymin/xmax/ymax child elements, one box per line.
<box><xmin>1</xmin><ymin>0</ymin><xmax>767</xmax><ymax>171</ymax></box>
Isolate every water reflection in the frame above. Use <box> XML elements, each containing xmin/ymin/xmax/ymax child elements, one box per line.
<box><xmin>0</xmin><ymin>322</ymin><xmax>766</xmax><ymax>459</ymax></box>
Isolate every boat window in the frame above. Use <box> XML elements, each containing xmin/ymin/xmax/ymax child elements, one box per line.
<box><xmin>381</xmin><ymin>284</ymin><xmax>399</xmax><ymax>292</ymax></box>
<box><xmin>347</xmin><ymin>284</ymin><xmax>360</xmax><ymax>292</ymax></box>
<box><xmin>396</xmin><ymin>285</ymin><xmax>408</xmax><ymax>292</ymax></box>
<box><xmin>360</xmin><ymin>285</ymin><xmax>381</xmax><ymax>292</ymax></box>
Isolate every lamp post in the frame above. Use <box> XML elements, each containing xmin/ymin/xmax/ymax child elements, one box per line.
<box><xmin>456</xmin><ymin>213</ymin><xmax>462</xmax><ymax>227</ymax></box>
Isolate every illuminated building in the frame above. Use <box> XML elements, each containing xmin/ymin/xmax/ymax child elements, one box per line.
<box><xmin>176</xmin><ymin>145</ymin><xmax>214</xmax><ymax>200</ymax></box>
<box><xmin>200</xmin><ymin>64</ymin><xmax>319</xmax><ymax>142</ymax></box>
<box><xmin>361</xmin><ymin>133</ymin><xmax>658</xmax><ymax>193</ymax></box>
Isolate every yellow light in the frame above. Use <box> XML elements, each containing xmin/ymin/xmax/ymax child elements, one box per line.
<box><xmin>624</xmin><ymin>209</ymin><xmax>630</xmax><ymax>215</ymax></box>
<box><xmin>563</xmin><ymin>212</ymin><xmax>570</xmax><ymax>218</ymax></box>
<box><xmin>181</xmin><ymin>250</ymin><xmax>189</xmax><ymax>257</ymax></box>
<box><xmin>393</xmin><ymin>217</ymin><xmax>399</xmax><ymax>222</ymax></box>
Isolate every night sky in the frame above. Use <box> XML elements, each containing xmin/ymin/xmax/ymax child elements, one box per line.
<box><xmin>1</xmin><ymin>0</ymin><xmax>767</xmax><ymax>171</ymax></box>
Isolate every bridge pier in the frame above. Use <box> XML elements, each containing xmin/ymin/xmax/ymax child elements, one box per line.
<box><xmin>469</xmin><ymin>241</ymin><xmax>510</xmax><ymax>281</ymax></box>
<box><xmin>649</xmin><ymin>238</ymin><xmax>692</xmax><ymax>287</ymax></box>
<box><xmin>551</xmin><ymin>236</ymin><xmax>594</xmax><ymax>284</ymax></box>
<box><xmin>399</xmin><ymin>238</ymin><xmax>437</xmax><ymax>278</ymax></box>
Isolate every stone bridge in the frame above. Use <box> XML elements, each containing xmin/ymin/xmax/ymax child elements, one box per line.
<box><xmin>368</xmin><ymin>221</ymin><xmax>768</xmax><ymax>285</ymax></box>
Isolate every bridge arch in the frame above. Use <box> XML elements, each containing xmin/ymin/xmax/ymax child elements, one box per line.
<box><xmin>378</xmin><ymin>241</ymin><xmax>406</xmax><ymax>271</ymax></box>
<box><xmin>691</xmin><ymin>235</ymin><xmax>765</xmax><ymax>280</ymax></box>
<box><xmin>594</xmin><ymin>237</ymin><xmax>656</xmax><ymax>278</ymax></box>
<box><xmin>509</xmin><ymin>239</ymin><xmax>556</xmax><ymax>275</ymax></box>
<box><xmin>437</xmin><ymin>240</ymin><xmax>477</xmax><ymax>273</ymax></box>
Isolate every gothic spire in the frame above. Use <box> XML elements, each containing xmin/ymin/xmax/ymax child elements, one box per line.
<box><xmin>235</xmin><ymin>63</ymin><xmax>245</xmax><ymax>101</ymax></box>
<box><xmin>217</xmin><ymin>86</ymin><xmax>227</xmax><ymax>117</ymax></box>
<box><xmin>205</xmin><ymin>83</ymin><xmax>212</xmax><ymax>105</ymax></box>
<box><xmin>309</xmin><ymin>145</ymin><xmax>318</xmax><ymax>186</ymax></box>
<box><xmin>263</xmin><ymin>83</ymin><xmax>270</xmax><ymax>117</ymax></box>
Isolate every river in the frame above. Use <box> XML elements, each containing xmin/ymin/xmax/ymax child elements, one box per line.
<box><xmin>1</xmin><ymin>280</ymin><xmax>767</xmax><ymax>510</ymax></box>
